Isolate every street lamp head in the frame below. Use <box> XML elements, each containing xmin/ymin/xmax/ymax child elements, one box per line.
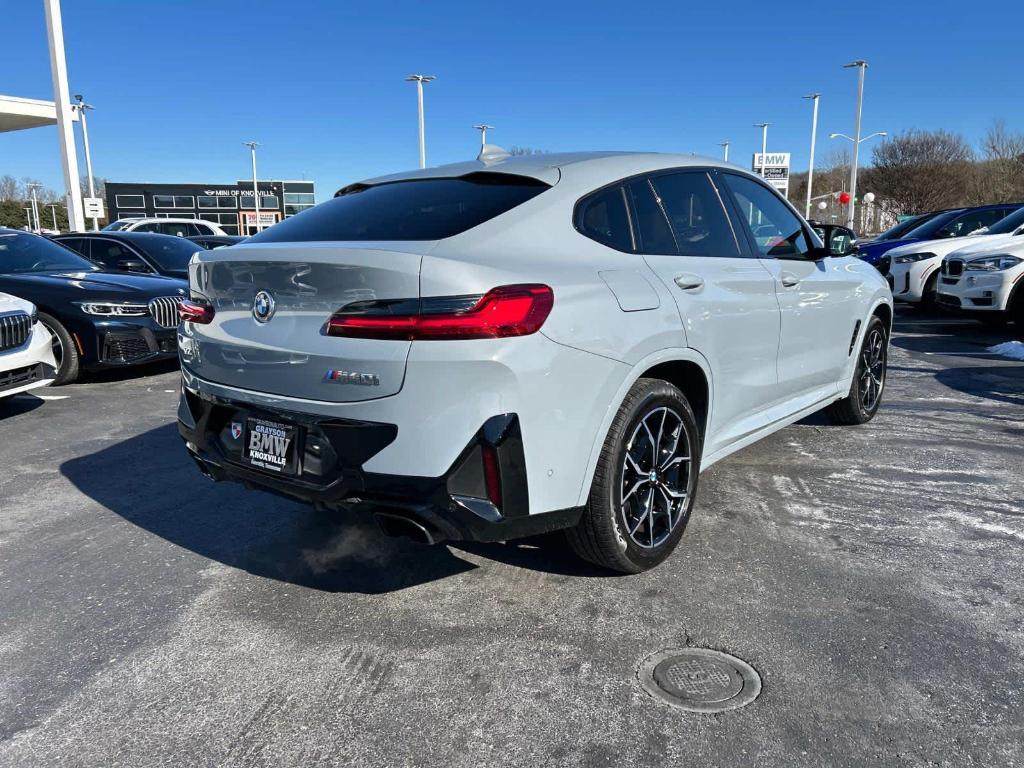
<box><xmin>406</xmin><ymin>74</ymin><xmax>436</xmax><ymax>83</ymax></box>
<box><xmin>473</xmin><ymin>124</ymin><xmax>494</xmax><ymax>130</ymax></box>
<box><xmin>802</xmin><ymin>93</ymin><xmax>820</xmax><ymax>100</ymax></box>
<box><xmin>243</xmin><ymin>141</ymin><xmax>260</xmax><ymax>149</ymax></box>
<box><xmin>754</xmin><ymin>122</ymin><xmax>770</xmax><ymax>128</ymax></box>
<box><xmin>843</xmin><ymin>59</ymin><xmax>868</xmax><ymax>69</ymax></box>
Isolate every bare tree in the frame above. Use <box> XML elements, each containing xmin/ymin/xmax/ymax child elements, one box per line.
<box><xmin>508</xmin><ymin>146</ymin><xmax>548</xmax><ymax>156</ymax></box>
<box><xmin>0</xmin><ymin>175</ymin><xmax>18</xmax><ymax>201</ymax></box>
<box><xmin>974</xmin><ymin>119</ymin><xmax>1024</xmax><ymax>203</ymax></box>
<box><xmin>865</xmin><ymin>130</ymin><xmax>974</xmax><ymax>215</ymax></box>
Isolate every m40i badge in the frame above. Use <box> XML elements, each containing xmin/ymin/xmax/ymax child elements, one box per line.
<box><xmin>324</xmin><ymin>369</ymin><xmax>380</xmax><ymax>386</ymax></box>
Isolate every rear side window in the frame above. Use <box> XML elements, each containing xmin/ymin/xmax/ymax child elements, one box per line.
<box><xmin>576</xmin><ymin>186</ymin><xmax>633</xmax><ymax>251</ymax></box>
<box><xmin>626</xmin><ymin>179</ymin><xmax>678</xmax><ymax>255</ymax></box>
<box><xmin>649</xmin><ymin>172</ymin><xmax>741</xmax><ymax>257</ymax></box>
<box><xmin>248</xmin><ymin>173</ymin><xmax>549</xmax><ymax>242</ymax></box>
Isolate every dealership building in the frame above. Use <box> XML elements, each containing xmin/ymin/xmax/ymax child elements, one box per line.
<box><xmin>104</xmin><ymin>180</ymin><xmax>316</xmax><ymax>235</ymax></box>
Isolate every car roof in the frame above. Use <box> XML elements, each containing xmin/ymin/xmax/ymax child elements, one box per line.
<box><xmin>57</xmin><ymin>230</ymin><xmax>181</xmax><ymax>243</ymax></box>
<box><xmin>345</xmin><ymin>150</ymin><xmax>748</xmax><ymax>194</ymax></box>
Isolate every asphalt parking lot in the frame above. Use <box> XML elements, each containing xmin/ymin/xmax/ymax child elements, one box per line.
<box><xmin>1</xmin><ymin>307</ymin><xmax>1022</xmax><ymax>768</ymax></box>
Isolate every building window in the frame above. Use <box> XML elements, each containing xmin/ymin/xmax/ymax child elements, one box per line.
<box><xmin>154</xmin><ymin>194</ymin><xmax>195</xmax><ymax>209</ymax></box>
<box><xmin>155</xmin><ymin>212</ymin><xmax>197</xmax><ymax>219</ymax></box>
<box><xmin>115</xmin><ymin>194</ymin><xmax>145</xmax><ymax>208</ymax></box>
<box><xmin>198</xmin><ymin>195</ymin><xmax>239</xmax><ymax>209</ymax></box>
<box><xmin>239</xmin><ymin>195</ymin><xmax>279</xmax><ymax>210</ymax></box>
<box><xmin>116</xmin><ymin>212</ymin><xmax>145</xmax><ymax>220</ymax></box>
<box><xmin>285</xmin><ymin>204</ymin><xmax>314</xmax><ymax>216</ymax></box>
<box><xmin>284</xmin><ymin>192</ymin><xmax>315</xmax><ymax>205</ymax></box>
<box><xmin>197</xmin><ymin>196</ymin><xmax>217</xmax><ymax>209</ymax></box>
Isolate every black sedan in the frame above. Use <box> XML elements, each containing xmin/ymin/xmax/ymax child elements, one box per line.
<box><xmin>53</xmin><ymin>231</ymin><xmax>201</xmax><ymax>280</ymax></box>
<box><xmin>0</xmin><ymin>229</ymin><xmax>188</xmax><ymax>384</ymax></box>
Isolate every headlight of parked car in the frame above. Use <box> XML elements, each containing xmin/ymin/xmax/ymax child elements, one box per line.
<box><xmin>965</xmin><ymin>255</ymin><xmax>1022</xmax><ymax>271</ymax></box>
<box><xmin>75</xmin><ymin>301</ymin><xmax>149</xmax><ymax>317</ymax></box>
<box><xmin>892</xmin><ymin>252</ymin><xmax>935</xmax><ymax>264</ymax></box>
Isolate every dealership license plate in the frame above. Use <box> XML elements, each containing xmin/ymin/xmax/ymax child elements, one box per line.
<box><xmin>243</xmin><ymin>416</ymin><xmax>300</xmax><ymax>476</ymax></box>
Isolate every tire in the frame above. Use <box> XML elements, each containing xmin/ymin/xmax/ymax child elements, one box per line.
<box><xmin>38</xmin><ymin>312</ymin><xmax>80</xmax><ymax>385</ymax></box>
<box><xmin>827</xmin><ymin>315</ymin><xmax>887</xmax><ymax>425</ymax></box>
<box><xmin>918</xmin><ymin>272</ymin><xmax>939</xmax><ymax>310</ymax></box>
<box><xmin>566</xmin><ymin>378</ymin><xmax>702</xmax><ymax>574</ymax></box>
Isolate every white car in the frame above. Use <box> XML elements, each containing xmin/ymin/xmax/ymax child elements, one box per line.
<box><xmin>103</xmin><ymin>218</ymin><xmax>226</xmax><ymax>237</ymax></box>
<box><xmin>887</xmin><ymin>206</ymin><xmax>1024</xmax><ymax>305</ymax></box>
<box><xmin>1</xmin><ymin>291</ymin><xmax>58</xmax><ymax>398</ymax></box>
<box><xmin>936</xmin><ymin>239</ymin><xmax>1024</xmax><ymax>326</ymax></box>
<box><xmin>177</xmin><ymin>150</ymin><xmax>892</xmax><ymax>572</ymax></box>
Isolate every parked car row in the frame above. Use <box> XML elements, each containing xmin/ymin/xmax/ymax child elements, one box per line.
<box><xmin>0</xmin><ymin>227</ymin><xmax>242</xmax><ymax>395</ymax></box>
<box><xmin>857</xmin><ymin>203</ymin><xmax>1024</xmax><ymax>327</ymax></box>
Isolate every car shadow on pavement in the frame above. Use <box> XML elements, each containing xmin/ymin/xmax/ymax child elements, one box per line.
<box><xmin>0</xmin><ymin>393</ymin><xmax>46</xmax><ymax>420</ymax></box>
<box><xmin>935</xmin><ymin>364</ymin><xmax>1024</xmax><ymax>407</ymax></box>
<box><xmin>79</xmin><ymin>357</ymin><xmax>180</xmax><ymax>385</ymax></box>
<box><xmin>60</xmin><ymin>423</ymin><xmax>482</xmax><ymax>594</ymax></box>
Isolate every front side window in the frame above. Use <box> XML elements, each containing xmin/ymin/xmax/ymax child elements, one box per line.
<box><xmin>160</xmin><ymin>222</ymin><xmax>199</xmax><ymax>237</ymax></box>
<box><xmin>90</xmin><ymin>240</ymin><xmax>141</xmax><ymax>270</ymax></box>
<box><xmin>938</xmin><ymin>208</ymin><xmax>1013</xmax><ymax>238</ymax></box>
<box><xmin>723</xmin><ymin>174</ymin><xmax>810</xmax><ymax>258</ymax></box>
<box><xmin>576</xmin><ymin>186</ymin><xmax>633</xmax><ymax>251</ymax></box>
<box><xmin>649</xmin><ymin>172</ymin><xmax>740</xmax><ymax>257</ymax></box>
<box><xmin>248</xmin><ymin>173</ymin><xmax>549</xmax><ymax>243</ymax></box>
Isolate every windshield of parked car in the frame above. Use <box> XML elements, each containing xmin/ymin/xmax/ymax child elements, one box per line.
<box><xmin>901</xmin><ymin>209</ymin><xmax>964</xmax><ymax>240</ymax></box>
<box><xmin>135</xmin><ymin>235</ymin><xmax>200</xmax><ymax>272</ymax></box>
<box><xmin>247</xmin><ymin>173</ymin><xmax>551</xmax><ymax>243</ymax></box>
<box><xmin>102</xmin><ymin>220</ymin><xmax>134</xmax><ymax>231</ymax></box>
<box><xmin>986</xmin><ymin>206</ymin><xmax>1024</xmax><ymax>235</ymax></box>
<box><xmin>0</xmin><ymin>231</ymin><xmax>99</xmax><ymax>273</ymax></box>
<box><xmin>875</xmin><ymin>213</ymin><xmax>930</xmax><ymax>241</ymax></box>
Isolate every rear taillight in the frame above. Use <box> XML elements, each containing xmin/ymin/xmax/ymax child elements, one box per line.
<box><xmin>481</xmin><ymin>443</ymin><xmax>503</xmax><ymax>509</ymax></box>
<box><xmin>179</xmin><ymin>300</ymin><xmax>215</xmax><ymax>324</ymax></box>
<box><xmin>326</xmin><ymin>284</ymin><xmax>554</xmax><ymax>341</ymax></box>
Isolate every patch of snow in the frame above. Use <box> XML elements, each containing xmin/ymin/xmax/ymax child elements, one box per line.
<box><xmin>988</xmin><ymin>341</ymin><xmax>1024</xmax><ymax>361</ymax></box>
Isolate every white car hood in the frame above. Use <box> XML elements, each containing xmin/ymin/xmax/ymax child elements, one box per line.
<box><xmin>885</xmin><ymin>233</ymin><xmax>1017</xmax><ymax>259</ymax></box>
<box><xmin>949</xmin><ymin>235</ymin><xmax>1024</xmax><ymax>260</ymax></box>
<box><xmin>0</xmin><ymin>291</ymin><xmax>34</xmax><ymax>316</ymax></box>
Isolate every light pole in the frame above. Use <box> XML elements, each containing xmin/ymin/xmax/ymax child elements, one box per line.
<box><xmin>243</xmin><ymin>141</ymin><xmax>261</xmax><ymax>234</ymax></box>
<box><xmin>473</xmin><ymin>124</ymin><xmax>494</xmax><ymax>149</ymax></box>
<box><xmin>406</xmin><ymin>75</ymin><xmax>435</xmax><ymax>168</ymax></box>
<box><xmin>829</xmin><ymin>130</ymin><xmax>887</xmax><ymax>228</ymax></box>
<box><xmin>24</xmin><ymin>208</ymin><xmax>32</xmax><ymax>230</ymax></box>
<box><xmin>73</xmin><ymin>94</ymin><xmax>99</xmax><ymax>230</ymax></box>
<box><xmin>49</xmin><ymin>204</ymin><xmax>59</xmax><ymax>231</ymax></box>
<box><xmin>754</xmin><ymin>123</ymin><xmax>769</xmax><ymax>177</ymax></box>
<box><xmin>28</xmin><ymin>184</ymin><xmax>42</xmax><ymax>233</ymax></box>
<box><xmin>842</xmin><ymin>60</ymin><xmax>868</xmax><ymax>229</ymax></box>
<box><xmin>802</xmin><ymin>93</ymin><xmax>820</xmax><ymax>219</ymax></box>
<box><xmin>719</xmin><ymin>141</ymin><xmax>730</xmax><ymax>162</ymax></box>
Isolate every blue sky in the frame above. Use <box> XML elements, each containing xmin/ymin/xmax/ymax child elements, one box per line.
<box><xmin>2</xmin><ymin>0</ymin><xmax>1018</xmax><ymax>200</ymax></box>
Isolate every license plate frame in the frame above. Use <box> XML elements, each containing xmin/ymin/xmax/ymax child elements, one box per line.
<box><xmin>242</xmin><ymin>416</ymin><xmax>302</xmax><ymax>476</ymax></box>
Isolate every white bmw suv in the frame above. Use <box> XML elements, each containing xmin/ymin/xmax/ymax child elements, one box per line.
<box><xmin>887</xmin><ymin>205</ymin><xmax>1024</xmax><ymax>306</ymax></box>
<box><xmin>177</xmin><ymin>151</ymin><xmax>892</xmax><ymax>572</ymax></box>
<box><xmin>1</xmin><ymin>291</ymin><xmax>58</xmax><ymax>398</ymax></box>
<box><xmin>936</xmin><ymin>238</ymin><xmax>1024</xmax><ymax>326</ymax></box>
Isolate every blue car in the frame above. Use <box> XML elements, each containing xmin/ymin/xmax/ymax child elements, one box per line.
<box><xmin>858</xmin><ymin>203</ymin><xmax>1023</xmax><ymax>268</ymax></box>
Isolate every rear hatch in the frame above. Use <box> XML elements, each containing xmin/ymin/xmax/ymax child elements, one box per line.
<box><xmin>184</xmin><ymin>242</ymin><xmax>428</xmax><ymax>402</ymax></box>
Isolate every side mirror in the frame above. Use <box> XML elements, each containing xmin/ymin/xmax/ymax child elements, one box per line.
<box><xmin>816</xmin><ymin>224</ymin><xmax>858</xmax><ymax>257</ymax></box>
<box><xmin>117</xmin><ymin>258</ymin><xmax>149</xmax><ymax>273</ymax></box>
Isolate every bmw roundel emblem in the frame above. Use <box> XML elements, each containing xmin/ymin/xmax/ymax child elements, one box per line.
<box><xmin>252</xmin><ymin>290</ymin><xmax>276</xmax><ymax>324</ymax></box>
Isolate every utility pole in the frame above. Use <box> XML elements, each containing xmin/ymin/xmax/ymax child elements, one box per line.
<box><xmin>719</xmin><ymin>141</ymin><xmax>730</xmax><ymax>162</ymax></box>
<box><xmin>406</xmin><ymin>75</ymin><xmax>435</xmax><ymax>168</ymax></box>
<box><xmin>74</xmin><ymin>94</ymin><xmax>99</xmax><ymax>230</ymax></box>
<box><xmin>473</xmin><ymin>124</ymin><xmax>494</xmax><ymax>148</ymax></box>
<box><xmin>754</xmin><ymin>123</ymin><xmax>770</xmax><ymax>177</ymax></box>
<box><xmin>843</xmin><ymin>60</ymin><xmax>868</xmax><ymax>230</ymax></box>
<box><xmin>50</xmin><ymin>204</ymin><xmax>59</xmax><ymax>230</ymax></box>
<box><xmin>28</xmin><ymin>184</ymin><xmax>42</xmax><ymax>233</ymax></box>
<box><xmin>243</xmin><ymin>141</ymin><xmax>261</xmax><ymax>234</ymax></box>
<box><xmin>802</xmin><ymin>93</ymin><xmax>820</xmax><ymax>220</ymax></box>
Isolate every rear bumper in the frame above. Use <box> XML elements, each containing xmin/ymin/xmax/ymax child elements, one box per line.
<box><xmin>177</xmin><ymin>381</ymin><xmax>581</xmax><ymax>543</ymax></box>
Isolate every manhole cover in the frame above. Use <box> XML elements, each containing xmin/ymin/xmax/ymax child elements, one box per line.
<box><xmin>637</xmin><ymin>648</ymin><xmax>761</xmax><ymax>713</ymax></box>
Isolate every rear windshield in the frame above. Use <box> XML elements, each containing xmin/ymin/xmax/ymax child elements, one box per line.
<box><xmin>902</xmin><ymin>209</ymin><xmax>964</xmax><ymax>240</ymax></box>
<box><xmin>135</xmin><ymin>236</ymin><xmax>201</xmax><ymax>271</ymax></box>
<box><xmin>247</xmin><ymin>173</ymin><xmax>550</xmax><ymax>243</ymax></box>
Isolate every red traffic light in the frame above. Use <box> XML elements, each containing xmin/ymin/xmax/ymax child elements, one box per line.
<box><xmin>838</xmin><ymin>191</ymin><xmax>852</xmax><ymax>205</ymax></box>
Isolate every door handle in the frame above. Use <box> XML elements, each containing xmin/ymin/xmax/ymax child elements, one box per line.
<box><xmin>779</xmin><ymin>272</ymin><xmax>801</xmax><ymax>288</ymax></box>
<box><xmin>673</xmin><ymin>274</ymin><xmax>705</xmax><ymax>291</ymax></box>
